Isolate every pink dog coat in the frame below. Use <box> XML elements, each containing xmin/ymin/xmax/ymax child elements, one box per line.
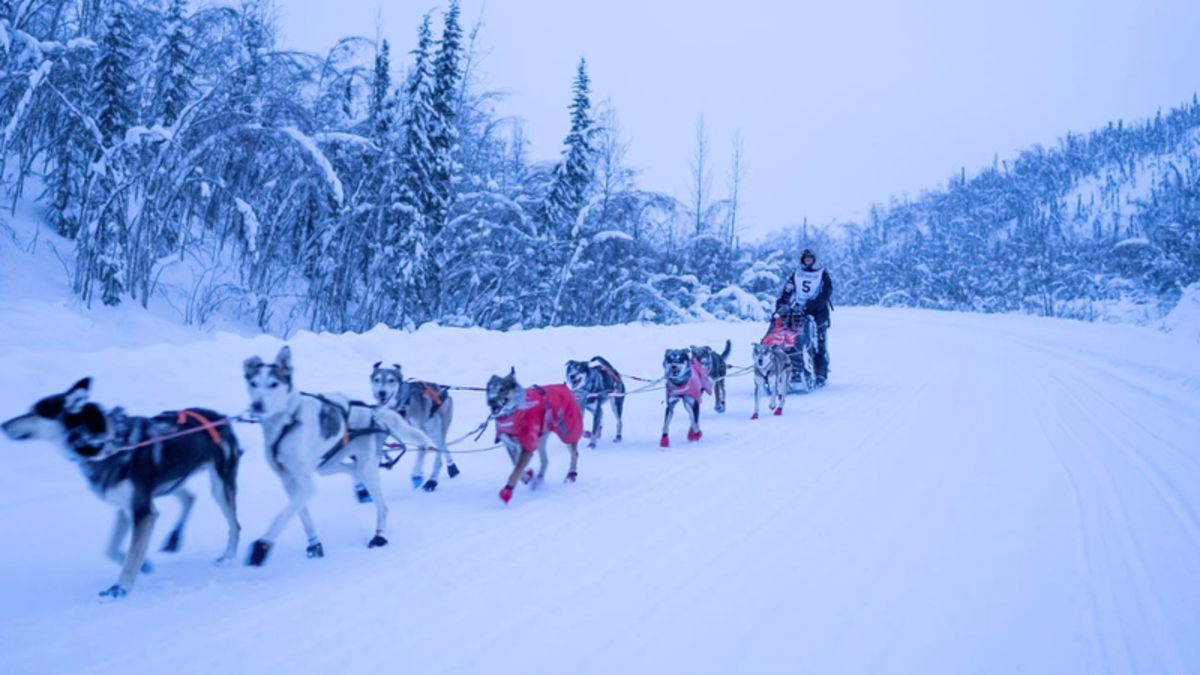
<box><xmin>666</xmin><ymin>359</ymin><xmax>712</xmax><ymax>401</ymax></box>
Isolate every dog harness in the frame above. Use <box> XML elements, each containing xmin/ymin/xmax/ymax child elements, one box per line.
<box><xmin>494</xmin><ymin>384</ymin><xmax>584</xmax><ymax>454</ymax></box>
<box><xmin>666</xmin><ymin>359</ymin><xmax>713</xmax><ymax>401</ymax></box>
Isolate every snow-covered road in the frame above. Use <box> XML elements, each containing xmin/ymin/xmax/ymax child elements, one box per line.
<box><xmin>1</xmin><ymin>308</ymin><xmax>1197</xmax><ymax>674</ymax></box>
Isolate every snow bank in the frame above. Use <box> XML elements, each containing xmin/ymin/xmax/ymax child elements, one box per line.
<box><xmin>1162</xmin><ymin>282</ymin><xmax>1200</xmax><ymax>342</ymax></box>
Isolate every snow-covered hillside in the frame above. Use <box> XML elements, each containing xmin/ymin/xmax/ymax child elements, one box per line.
<box><xmin>1</xmin><ymin>297</ymin><xmax>1197</xmax><ymax>674</ymax></box>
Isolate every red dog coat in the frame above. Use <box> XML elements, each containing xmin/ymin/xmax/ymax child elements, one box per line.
<box><xmin>495</xmin><ymin>384</ymin><xmax>584</xmax><ymax>453</ymax></box>
<box><xmin>666</xmin><ymin>359</ymin><xmax>713</xmax><ymax>401</ymax></box>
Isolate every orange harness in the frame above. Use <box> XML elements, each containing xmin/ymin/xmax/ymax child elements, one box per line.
<box><xmin>176</xmin><ymin>409</ymin><xmax>224</xmax><ymax>445</ymax></box>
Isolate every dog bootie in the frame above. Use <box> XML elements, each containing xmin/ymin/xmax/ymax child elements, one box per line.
<box><xmin>660</xmin><ymin>434</ymin><xmax>670</xmax><ymax>448</ymax></box>
<box><xmin>422</xmin><ymin>479</ymin><xmax>438</xmax><ymax>492</ymax></box>
<box><xmin>247</xmin><ymin>540</ymin><xmax>273</xmax><ymax>567</ymax></box>
<box><xmin>499</xmin><ymin>486</ymin><xmax>514</xmax><ymax>504</ymax></box>
<box><xmin>355</xmin><ymin>484</ymin><xmax>373</xmax><ymax>503</ymax></box>
<box><xmin>410</xmin><ymin>475</ymin><xmax>424</xmax><ymax>490</ymax></box>
<box><xmin>306</xmin><ymin>542</ymin><xmax>325</xmax><ymax>559</ymax></box>
<box><xmin>447</xmin><ymin>463</ymin><xmax>460</xmax><ymax>478</ymax></box>
<box><xmin>368</xmin><ymin>535</ymin><xmax>388</xmax><ymax>548</ymax></box>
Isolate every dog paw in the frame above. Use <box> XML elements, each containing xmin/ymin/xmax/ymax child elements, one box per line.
<box><xmin>447</xmin><ymin>463</ymin><xmax>461</xmax><ymax>478</ymax></box>
<box><xmin>306</xmin><ymin>542</ymin><xmax>325</xmax><ymax>559</ymax></box>
<box><xmin>774</xmin><ymin>408</ymin><xmax>783</xmax><ymax>416</ymax></box>
<box><xmin>140</xmin><ymin>559</ymin><xmax>155</xmax><ymax>574</ymax></box>
<box><xmin>715</xmin><ymin>405</ymin><xmax>726</xmax><ymax>414</ymax></box>
<box><xmin>214</xmin><ymin>555</ymin><xmax>235</xmax><ymax>568</ymax></box>
<box><xmin>422</xmin><ymin>479</ymin><xmax>438</xmax><ymax>492</ymax></box>
<box><xmin>613</xmin><ymin>435</ymin><xmax>622</xmax><ymax>443</ymax></box>
<box><xmin>246</xmin><ymin>540</ymin><xmax>272</xmax><ymax>567</ymax></box>
<box><xmin>751</xmin><ymin>413</ymin><xmax>759</xmax><ymax>420</ymax></box>
<box><xmin>98</xmin><ymin>584</ymin><xmax>128</xmax><ymax>599</ymax></box>
<box><xmin>587</xmin><ymin>441</ymin><xmax>597</xmax><ymax>450</ymax></box>
<box><xmin>499</xmin><ymin>486</ymin><xmax>514</xmax><ymax>504</ymax></box>
<box><xmin>368</xmin><ymin>535</ymin><xmax>388</xmax><ymax>549</ymax></box>
<box><xmin>565</xmin><ymin>471</ymin><xmax>578</xmax><ymax>483</ymax></box>
<box><xmin>687</xmin><ymin>430</ymin><xmax>703</xmax><ymax>442</ymax></box>
<box><xmin>410</xmin><ymin>475</ymin><xmax>424</xmax><ymax>490</ymax></box>
<box><xmin>660</xmin><ymin>434</ymin><xmax>670</xmax><ymax>448</ymax></box>
<box><xmin>520</xmin><ymin>469</ymin><xmax>535</xmax><ymax>485</ymax></box>
<box><xmin>161</xmin><ymin>529</ymin><xmax>182</xmax><ymax>553</ymax></box>
<box><xmin>583</xmin><ymin>430</ymin><xmax>592</xmax><ymax>439</ymax></box>
<box><xmin>355</xmin><ymin>484</ymin><xmax>373</xmax><ymax>503</ymax></box>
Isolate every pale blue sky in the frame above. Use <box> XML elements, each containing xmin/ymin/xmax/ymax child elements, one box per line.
<box><xmin>274</xmin><ymin>0</ymin><xmax>1200</xmax><ymax>239</ymax></box>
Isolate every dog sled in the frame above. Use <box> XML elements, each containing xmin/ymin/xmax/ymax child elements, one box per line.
<box><xmin>761</xmin><ymin>310</ymin><xmax>819</xmax><ymax>393</ymax></box>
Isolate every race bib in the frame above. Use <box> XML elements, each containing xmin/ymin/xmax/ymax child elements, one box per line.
<box><xmin>792</xmin><ymin>269</ymin><xmax>824</xmax><ymax>302</ymax></box>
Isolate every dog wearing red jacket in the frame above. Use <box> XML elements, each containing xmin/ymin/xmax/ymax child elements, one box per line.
<box><xmin>486</xmin><ymin>369</ymin><xmax>582</xmax><ymax>504</ymax></box>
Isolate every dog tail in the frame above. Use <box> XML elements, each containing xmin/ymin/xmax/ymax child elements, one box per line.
<box><xmin>590</xmin><ymin>355</ymin><xmax>619</xmax><ymax>374</ymax></box>
<box><xmin>720</xmin><ymin>339</ymin><xmax>732</xmax><ymax>360</ymax></box>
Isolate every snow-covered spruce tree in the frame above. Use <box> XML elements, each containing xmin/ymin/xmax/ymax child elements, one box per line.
<box><xmin>152</xmin><ymin>0</ymin><xmax>195</xmax><ymax>127</ymax></box>
<box><xmin>78</xmin><ymin>5</ymin><xmax>138</xmax><ymax>307</ymax></box>
<box><xmin>540</xmin><ymin>57</ymin><xmax>595</xmax><ymax>235</ymax></box>
<box><xmin>420</xmin><ymin>0</ymin><xmax>464</xmax><ymax>315</ymax></box>
<box><xmin>387</xmin><ymin>12</ymin><xmax>439</xmax><ymax>326</ymax></box>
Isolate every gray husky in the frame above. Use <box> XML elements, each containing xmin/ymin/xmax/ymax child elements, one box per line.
<box><xmin>751</xmin><ymin>343</ymin><xmax>792</xmax><ymax>419</ymax></box>
<box><xmin>565</xmin><ymin>357</ymin><xmax>626</xmax><ymax>448</ymax></box>
<box><xmin>370</xmin><ymin>362</ymin><xmax>457</xmax><ymax>492</ymax></box>
<box><xmin>1</xmin><ymin>378</ymin><xmax>241</xmax><ymax>598</ymax></box>
<box><xmin>242</xmin><ymin>347</ymin><xmax>436</xmax><ymax>566</ymax></box>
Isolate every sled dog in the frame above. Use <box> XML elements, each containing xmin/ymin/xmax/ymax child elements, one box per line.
<box><xmin>690</xmin><ymin>340</ymin><xmax>732</xmax><ymax>413</ymax></box>
<box><xmin>1</xmin><ymin>378</ymin><xmax>241</xmax><ymax>598</ymax></box>
<box><xmin>751</xmin><ymin>343</ymin><xmax>792</xmax><ymax>419</ymax></box>
<box><xmin>565</xmin><ymin>357</ymin><xmax>626</xmax><ymax>448</ymax></box>
<box><xmin>661</xmin><ymin>348</ymin><xmax>712</xmax><ymax>447</ymax></box>
<box><xmin>486</xmin><ymin>369</ymin><xmax>582</xmax><ymax>504</ymax></box>
<box><xmin>370</xmin><ymin>362</ymin><xmax>457</xmax><ymax>492</ymax></box>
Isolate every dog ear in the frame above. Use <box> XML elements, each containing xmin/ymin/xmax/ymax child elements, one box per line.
<box><xmin>372</xmin><ymin>361</ymin><xmax>382</xmax><ymax>370</ymax></box>
<box><xmin>243</xmin><ymin>356</ymin><xmax>264</xmax><ymax>380</ymax></box>
<box><xmin>275</xmin><ymin>346</ymin><xmax>293</xmax><ymax>376</ymax></box>
<box><xmin>508</xmin><ymin>367</ymin><xmax>516</xmax><ymax>379</ymax></box>
<box><xmin>393</xmin><ymin>364</ymin><xmax>403</xmax><ymax>374</ymax></box>
<box><xmin>64</xmin><ymin>378</ymin><xmax>91</xmax><ymax>413</ymax></box>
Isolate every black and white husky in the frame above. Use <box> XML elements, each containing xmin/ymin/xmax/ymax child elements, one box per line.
<box><xmin>661</xmin><ymin>348</ymin><xmax>707</xmax><ymax>447</ymax></box>
<box><xmin>751</xmin><ymin>343</ymin><xmax>792</xmax><ymax>419</ymax></box>
<box><xmin>565</xmin><ymin>357</ymin><xmax>625</xmax><ymax>448</ymax></box>
<box><xmin>242</xmin><ymin>347</ymin><xmax>437</xmax><ymax>566</ymax></box>
<box><xmin>370</xmin><ymin>362</ymin><xmax>457</xmax><ymax>492</ymax></box>
<box><xmin>690</xmin><ymin>340</ymin><xmax>732</xmax><ymax>413</ymax></box>
<box><xmin>1</xmin><ymin>378</ymin><xmax>241</xmax><ymax>598</ymax></box>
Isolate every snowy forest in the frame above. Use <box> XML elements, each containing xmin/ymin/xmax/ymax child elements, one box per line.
<box><xmin>2</xmin><ymin>0</ymin><xmax>1198</xmax><ymax>334</ymax></box>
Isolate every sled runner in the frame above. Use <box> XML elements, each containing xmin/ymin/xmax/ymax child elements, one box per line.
<box><xmin>762</xmin><ymin>310</ymin><xmax>819</xmax><ymax>393</ymax></box>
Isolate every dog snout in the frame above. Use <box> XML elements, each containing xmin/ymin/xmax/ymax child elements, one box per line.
<box><xmin>375</xmin><ymin>391</ymin><xmax>389</xmax><ymax>404</ymax></box>
<box><xmin>250</xmin><ymin>401</ymin><xmax>264</xmax><ymax>414</ymax></box>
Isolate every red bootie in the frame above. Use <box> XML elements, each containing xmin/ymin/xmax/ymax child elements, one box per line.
<box><xmin>660</xmin><ymin>434</ymin><xmax>670</xmax><ymax>448</ymax></box>
<box><xmin>774</xmin><ymin>407</ymin><xmax>783</xmax><ymax>416</ymax></box>
<box><xmin>499</xmin><ymin>486</ymin><xmax>514</xmax><ymax>504</ymax></box>
<box><xmin>687</xmin><ymin>429</ymin><xmax>702</xmax><ymax>442</ymax></box>
<box><xmin>751</xmin><ymin>413</ymin><xmax>759</xmax><ymax>420</ymax></box>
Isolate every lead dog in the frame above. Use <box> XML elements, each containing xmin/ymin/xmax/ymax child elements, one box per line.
<box><xmin>690</xmin><ymin>340</ymin><xmax>732</xmax><ymax>413</ymax></box>
<box><xmin>1</xmin><ymin>378</ymin><xmax>241</xmax><ymax>598</ymax></box>
<box><xmin>661</xmin><ymin>349</ymin><xmax>712</xmax><ymax>447</ymax></box>
<box><xmin>487</xmin><ymin>369</ymin><xmax>582</xmax><ymax>504</ymax></box>
<box><xmin>752</xmin><ymin>343</ymin><xmax>791</xmax><ymax>419</ymax></box>
<box><xmin>243</xmin><ymin>347</ymin><xmax>437</xmax><ymax>566</ymax></box>
<box><xmin>370</xmin><ymin>362</ymin><xmax>458</xmax><ymax>492</ymax></box>
<box><xmin>565</xmin><ymin>357</ymin><xmax>625</xmax><ymax>448</ymax></box>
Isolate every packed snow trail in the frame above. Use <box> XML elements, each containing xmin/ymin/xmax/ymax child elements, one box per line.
<box><xmin>0</xmin><ymin>308</ymin><xmax>1198</xmax><ymax>675</ymax></box>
